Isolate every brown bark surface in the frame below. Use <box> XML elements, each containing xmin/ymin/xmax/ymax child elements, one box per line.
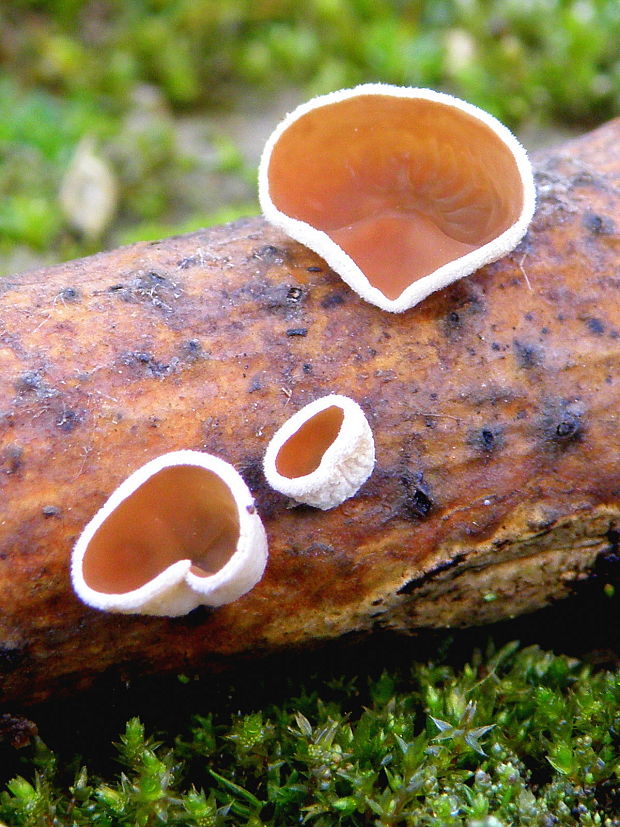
<box><xmin>0</xmin><ymin>120</ymin><xmax>618</xmax><ymax>705</ymax></box>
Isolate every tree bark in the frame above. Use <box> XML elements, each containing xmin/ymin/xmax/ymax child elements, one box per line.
<box><xmin>0</xmin><ymin>120</ymin><xmax>618</xmax><ymax>705</ymax></box>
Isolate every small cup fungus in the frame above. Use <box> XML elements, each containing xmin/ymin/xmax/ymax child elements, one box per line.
<box><xmin>263</xmin><ymin>394</ymin><xmax>375</xmax><ymax>510</ymax></box>
<box><xmin>71</xmin><ymin>450</ymin><xmax>268</xmax><ymax>616</ymax></box>
<box><xmin>259</xmin><ymin>83</ymin><xmax>536</xmax><ymax>313</ymax></box>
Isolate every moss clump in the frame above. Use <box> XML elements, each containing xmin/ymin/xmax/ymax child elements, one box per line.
<box><xmin>1</xmin><ymin>642</ymin><xmax>618</xmax><ymax>825</ymax></box>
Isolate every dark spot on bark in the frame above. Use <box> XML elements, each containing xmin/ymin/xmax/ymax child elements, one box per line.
<box><xmin>120</xmin><ymin>351</ymin><xmax>172</xmax><ymax>378</ymax></box>
<box><xmin>397</xmin><ymin>555</ymin><xmax>465</xmax><ymax>594</ymax></box>
<box><xmin>15</xmin><ymin>370</ymin><xmax>43</xmax><ymax>393</ymax></box>
<box><xmin>491</xmin><ymin>342</ymin><xmax>501</xmax><ymax>351</ymax></box>
<box><xmin>541</xmin><ymin>326</ymin><xmax>549</xmax><ymax>335</ymax></box>
<box><xmin>59</xmin><ymin>287</ymin><xmax>80</xmax><ymax>302</ymax></box>
<box><xmin>1</xmin><ymin>445</ymin><xmax>23</xmax><ymax>475</ymax></box>
<box><xmin>445</xmin><ymin>280</ymin><xmax>486</xmax><ymax>316</ymax></box>
<box><xmin>238</xmin><ymin>457</ymin><xmax>278</xmax><ymax>520</ymax></box>
<box><xmin>430</xmin><ymin>393</ymin><xmax>438</xmax><ymax>400</ymax></box>
<box><xmin>56</xmin><ymin>409</ymin><xmax>82</xmax><ymax>432</ymax></box>
<box><xmin>248</xmin><ymin>375</ymin><xmax>263</xmax><ymax>393</ymax></box>
<box><xmin>261</xmin><ymin>282</ymin><xmax>306</xmax><ymax>312</ymax></box>
<box><xmin>399</xmin><ymin>470</ymin><xmax>433</xmax><ymax>520</ymax></box>
<box><xmin>585</xmin><ymin>317</ymin><xmax>605</xmax><ymax>335</ymax></box>
<box><xmin>583</xmin><ymin>211</ymin><xmax>615</xmax><ymax>235</ymax></box>
<box><xmin>286</xmin><ymin>327</ymin><xmax>308</xmax><ymax>337</ymax></box>
<box><xmin>287</xmin><ymin>286</ymin><xmax>303</xmax><ymax>302</ymax></box>
<box><xmin>182</xmin><ymin>339</ymin><xmax>204</xmax><ymax>360</ymax></box>
<box><xmin>468</xmin><ymin>426</ymin><xmax>504</xmax><ymax>453</ymax></box>
<box><xmin>287</xmin><ymin>542</ymin><xmax>336</xmax><ymax>557</ymax></box>
<box><xmin>110</xmin><ymin>271</ymin><xmax>182</xmax><ymax>313</ymax></box>
<box><xmin>14</xmin><ymin>370</ymin><xmax>57</xmax><ymax>401</ymax></box>
<box><xmin>252</xmin><ymin>244</ymin><xmax>287</xmax><ymax>264</ymax></box>
<box><xmin>513</xmin><ymin>339</ymin><xmax>544</xmax><ymax>369</ymax></box>
<box><xmin>0</xmin><ymin>714</ymin><xmax>37</xmax><ymax>748</ymax></box>
<box><xmin>42</xmin><ymin>505</ymin><xmax>62</xmax><ymax>518</ymax></box>
<box><xmin>303</xmin><ymin>363</ymin><xmax>312</xmax><ymax>374</ymax></box>
<box><xmin>321</xmin><ymin>291</ymin><xmax>347</xmax><ymax>309</ymax></box>
<box><xmin>555</xmin><ymin>420</ymin><xmax>579</xmax><ymax>439</ymax></box>
<box><xmin>541</xmin><ymin>397</ymin><xmax>585</xmax><ymax>447</ymax></box>
<box><xmin>307</xmin><ymin>265</ymin><xmax>322</xmax><ymax>272</ymax></box>
<box><xmin>177</xmin><ymin>254</ymin><xmax>203</xmax><ymax>269</ymax></box>
<box><xmin>524</xmin><ymin>312</ymin><xmax>534</xmax><ymax>321</ymax></box>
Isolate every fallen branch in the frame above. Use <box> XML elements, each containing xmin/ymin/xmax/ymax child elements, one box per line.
<box><xmin>0</xmin><ymin>120</ymin><xmax>618</xmax><ymax>704</ymax></box>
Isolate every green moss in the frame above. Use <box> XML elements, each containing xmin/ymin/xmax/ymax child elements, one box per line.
<box><xmin>1</xmin><ymin>643</ymin><xmax>618</xmax><ymax>825</ymax></box>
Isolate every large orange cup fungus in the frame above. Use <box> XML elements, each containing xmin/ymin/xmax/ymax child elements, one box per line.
<box><xmin>263</xmin><ymin>394</ymin><xmax>375</xmax><ymax>510</ymax></box>
<box><xmin>71</xmin><ymin>450</ymin><xmax>268</xmax><ymax>616</ymax></box>
<box><xmin>259</xmin><ymin>84</ymin><xmax>536</xmax><ymax>313</ymax></box>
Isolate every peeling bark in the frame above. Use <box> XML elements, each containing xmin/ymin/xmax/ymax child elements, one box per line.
<box><xmin>0</xmin><ymin>120</ymin><xmax>618</xmax><ymax>705</ymax></box>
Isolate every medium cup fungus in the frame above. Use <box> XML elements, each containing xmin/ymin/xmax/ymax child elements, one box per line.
<box><xmin>259</xmin><ymin>83</ymin><xmax>536</xmax><ymax>313</ymax></box>
<box><xmin>263</xmin><ymin>394</ymin><xmax>375</xmax><ymax>509</ymax></box>
<box><xmin>71</xmin><ymin>450</ymin><xmax>268</xmax><ymax>616</ymax></box>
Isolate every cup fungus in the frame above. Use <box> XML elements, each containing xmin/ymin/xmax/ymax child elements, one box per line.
<box><xmin>259</xmin><ymin>83</ymin><xmax>536</xmax><ymax>313</ymax></box>
<box><xmin>71</xmin><ymin>450</ymin><xmax>268</xmax><ymax>616</ymax></box>
<box><xmin>263</xmin><ymin>394</ymin><xmax>375</xmax><ymax>509</ymax></box>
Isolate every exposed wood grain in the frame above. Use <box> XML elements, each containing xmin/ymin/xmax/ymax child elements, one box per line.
<box><xmin>0</xmin><ymin>120</ymin><xmax>618</xmax><ymax>705</ymax></box>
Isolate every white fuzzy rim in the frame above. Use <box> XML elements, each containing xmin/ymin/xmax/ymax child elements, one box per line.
<box><xmin>258</xmin><ymin>83</ymin><xmax>536</xmax><ymax>313</ymax></box>
<box><xmin>263</xmin><ymin>394</ymin><xmax>375</xmax><ymax>510</ymax></box>
<box><xmin>71</xmin><ymin>450</ymin><xmax>268</xmax><ymax>616</ymax></box>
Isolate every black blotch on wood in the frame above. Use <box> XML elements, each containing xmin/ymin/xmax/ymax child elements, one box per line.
<box><xmin>182</xmin><ymin>339</ymin><xmax>204</xmax><ymax>361</ymax></box>
<box><xmin>582</xmin><ymin>211</ymin><xmax>615</xmax><ymax>235</ymax></box>
<box><xmin>252</xmin><ymin>245</ymin><xmax>288</xmax><ymax>265</ymax></box>
<box><xmin>541</xmin><ymin>397</ymin><xmax>585</xmax><ymax>447</ymax></box>
<box><xmin>321</xmin><ymin>291</ymin><xmax>347</xmax><ymax>309</ymax></box>
<box><xmin>1</xmin><ymin>445</ymin><xmax>23</xmax><ymax>475</ymax></box>
<box><xmin>513</xmin><ymin>339</ymin><xmax>544</xmax><ymax>369</ymax></box>
<box><xmin>56</xmin><ymin>409</ymin><xmax>82</xmax><ymax>433</ymax></box>
<box><xmin>397</xmin><ymin>555</ymin><xmax>465</xmax><ymax>595</ymax></box>
<box><xmin>468</xmin><ymin>426</ymin><xmax>504</xmax><ymax>454</ymax></box>
<box><xmin>399</xmin><ymin>470</ymin><xmax>433</xmax><ymax>520</ymax></box>
<box><xmin>586</xmin><ymin>317</ymin><xmax>605</xmax><ymax>335</ymax></box>
<box><xmin>261</xmin><ymin>283</ymin><xmax>306</xmax><ymax>312</ymax></box>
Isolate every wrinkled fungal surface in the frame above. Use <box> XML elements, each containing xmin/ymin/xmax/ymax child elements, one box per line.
<box><xmin>0</xmin><ymin>119</ymin><xmax>618</xmax><ymax>703</ymax></box>
<box><xmin>82</xmin><ymin>465</ymin><xmax>239</xmax><ymax>593</ymax></box>
<box><xmin>275</xmin><ymin>405</ymin><xmax>344</xmax><ymax>479</ymax></box>
<box><xmin>260</xmin><ymin>85</ymin><xmax>535</xmax><ymax>312</ymax></box>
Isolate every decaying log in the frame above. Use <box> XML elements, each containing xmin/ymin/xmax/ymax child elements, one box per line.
<box><xmin>0</xmin><ymin>120</ymin><xmax>618</xmax><ymax>706</ymax></box>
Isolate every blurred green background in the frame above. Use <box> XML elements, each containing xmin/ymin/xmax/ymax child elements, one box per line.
<box><xmin>1</xmin><ymin>0</ymin><xmax>619</xmax><ymax>276</ymax></box>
